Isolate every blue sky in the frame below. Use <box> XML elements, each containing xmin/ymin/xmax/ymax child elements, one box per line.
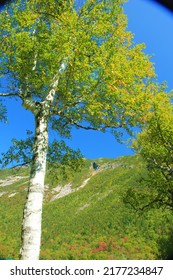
<box><xmin>0</xmin><ymin>0</ymin><xmax>173</xmax><ymax>161</ymax></box>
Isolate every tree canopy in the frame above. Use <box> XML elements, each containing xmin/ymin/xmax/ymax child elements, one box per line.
<box><xmin>0</xmin><ymin>0</ymin><xmax>156</xmax><ymax>140</ymax></box>
<box><xmin>125</xmin><ymin>88</ymin><xmax>173</xmax><ymax>211</ymax></box>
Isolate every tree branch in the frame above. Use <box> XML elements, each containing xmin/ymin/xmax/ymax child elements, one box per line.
<box><xmin>63</xmin><ymin>116</ymin><xmax>119</xmax><ymax>131</ymax></box>
<box><xmin>73</xmin><ymin>122</ymin><xmax>119</xmax><ymax>131</ymax></box>
<box><xmin>32</xmin><ymin>53</ymin><xmax>38</xmax><ymax>71</ymax></box>
<box><xmin>22</xmin><ymin>99</ymin><xmax>40</xmax><ymax>114</ymax></box>
<box><xmin>0</xmin><ymin>69</ymin><xmax>10</xmax><ymax>75</ymax></box>
<box><xmin>50</xmin><ymin>100</ymin><xmax>82</xmax><ymax>116</ymax></box>
<box><xmin>0</xmin><ymin>92</ymin><xmax>22</xmax><ymax>98</ymax></box>
<box><xmin>126</xmin><ymin>196</ymin><xmax>166</xmax><ymax>212</ymax></box>
<box><xmin>44</xmin><ymin>59</ymin><xmax>69</xmax><ymax>104</ymax></box>
<box><xmin>31</xmin><ymin>19</ymin><xmax>40</xmax><ymax>71</ymax></box>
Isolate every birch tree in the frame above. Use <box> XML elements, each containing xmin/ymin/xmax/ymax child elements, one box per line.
<box><xmin>0</xmin><ymin>0</ymin><xmax>158</xmax><ymax>259</ymax></box>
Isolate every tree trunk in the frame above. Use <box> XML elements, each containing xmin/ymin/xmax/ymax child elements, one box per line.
<box><xmin>20</xmin><ymin>107</ymin><xmax>49</xmax><ymax>260</ymax></box>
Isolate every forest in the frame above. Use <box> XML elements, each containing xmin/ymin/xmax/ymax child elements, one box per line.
<box><xmin>0</xmin><ymin>155</ymin><xmax>173</xmax><ymax>260</ymax></box>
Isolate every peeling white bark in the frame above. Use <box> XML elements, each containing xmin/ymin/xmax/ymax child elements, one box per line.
<box><xmin>20</xmin><ymin>60</ymin><xmax>67</xmax><ymax>260</ymax></box>
<box><xmin>20</xmin><ymin>109</ymin><xmax>49</xmax><ymax>260</ymax></box>
<box><xmin>32</xmin><ymin>53</ymin><xmax>38</xmax><ymax>71</ymax></box>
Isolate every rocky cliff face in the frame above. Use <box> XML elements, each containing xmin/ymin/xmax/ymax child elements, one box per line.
<box><xmin>0</xmin><ymin>157</ymin><xmax>135</xmax><ymax>202</ymax></box>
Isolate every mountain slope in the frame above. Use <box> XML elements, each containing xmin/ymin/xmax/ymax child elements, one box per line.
<box><xmin>0</xmin><ymin>155</ymin><xmax>173</xmax><ymax>260</ymax></box>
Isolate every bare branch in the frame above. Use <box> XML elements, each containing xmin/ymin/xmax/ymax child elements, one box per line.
<box><xmin>64</xmin><ymin>117</ymin><xmax>119</xmax><ymax>131</ymax></box>
<box><xmin>0</xmin><ymin>92</ymin><xmax>22</xmax><ymax>98</ymax></box>
<box><xmin>72</xmin><ymin>122</ymin><xmax>118</xmax><ymax>131</ymax></box>
<box><xmin>72</xmin><ymin>122</ymin><xmax>105</xmax><ymax>131</ymax></box>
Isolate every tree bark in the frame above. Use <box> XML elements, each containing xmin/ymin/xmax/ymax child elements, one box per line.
<box><xmin>20</xmin><ymin>107</ymin><xmax>49</xmax><ymax>260</ymax></box>
<box><xmin>19</xmin><ymin>63</ymin><xmax>62</xmax><ymax>259</ymax></box>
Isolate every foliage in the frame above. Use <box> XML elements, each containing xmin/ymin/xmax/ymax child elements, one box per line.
<box><xmin>0</xmin><ymin>130</ymin><xmax>84</xmax><ymax>172</ymax></box>
<box><xmin>125</xmin><ymin>90</ymin><xmax>173</xmax><ymax>210</ymax></box>
<box><xmin>0</xmin><ymin>0</ymin><xmax>157</xmax><ymax>137</ymax></box>
<box><xmin>1</xmin><ymin>155</ymin><xmax>173</xmax><ymax>260</ymax></box>
<box><xmin>0</xmin><ymin>130</ymin><xmax>34</xmax><ymax>167</ymax></box>
<box><xmin>0</xmin><ymin>100</ymin><xmax>7</xmax><ymax>122</ymax></box>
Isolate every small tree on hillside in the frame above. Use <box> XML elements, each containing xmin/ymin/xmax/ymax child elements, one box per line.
<box><xmin>0</xmin><ymin>0</ymin><xmax>158</xmax><ymax>259</ymax></box>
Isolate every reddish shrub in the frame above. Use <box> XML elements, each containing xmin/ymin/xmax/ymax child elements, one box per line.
<box><xmin>92</xmin><ymin>241</ymin><xmax>108</xmax><ymax>253</ymax></box>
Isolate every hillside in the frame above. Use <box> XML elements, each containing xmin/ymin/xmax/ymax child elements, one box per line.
<box><xmin>0</xmin><ymin>155</ymin><xmax>173</xmax><ymax>260</ymax></box>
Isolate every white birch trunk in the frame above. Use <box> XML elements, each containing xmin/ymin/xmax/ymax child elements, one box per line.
<box><xmin>20</xmin><ymin>109</ymin><xmax>49</xmax><ymax>260</ymax></box>
<box><xmin>19</xmin><ymin>60</ymin><xmax>66</xmax><ymax>260</ymax></box>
